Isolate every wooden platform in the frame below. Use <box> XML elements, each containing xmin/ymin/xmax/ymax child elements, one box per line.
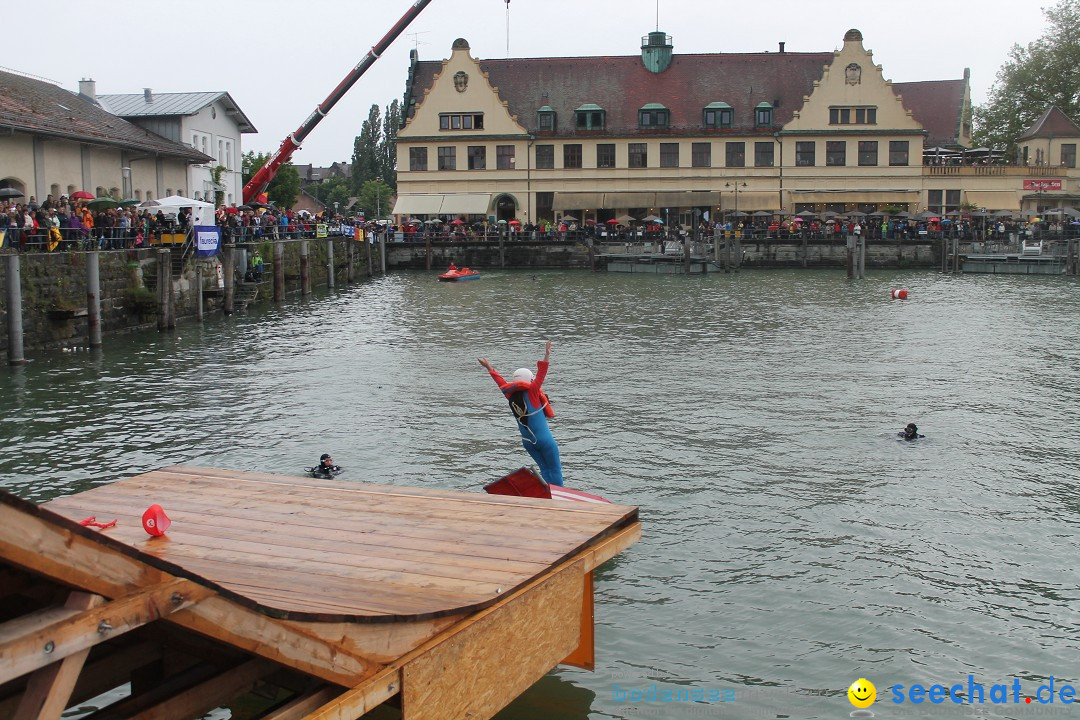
<box><xmin>0</xmin><ymin>466</ymin><xmax>640</xmax><ymax>720</ymax></box>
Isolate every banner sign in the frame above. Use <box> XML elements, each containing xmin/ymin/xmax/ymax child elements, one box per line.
<box><xmin>354</xmin><ymin>226</ymin><xmax>366</xmax><ymax>243</ymax></box>
<box><xmin>1023</xmin><ymin>179</ymin><xmax>1063</xmax><ymax>191</ymax></box>
<box><xmin>340</xmin><ymin>224</ymin><xmax>352</xmax><ymax>237</ymax></box>
<box><xmin>195</xmin><ymin>226</ymin><xmax>221</xmax><ymax>257</ymax></box>
<box><xmin>316</xmin><ymin>223</ymin><xmax>328</xmax><ymax>238</ymax></box>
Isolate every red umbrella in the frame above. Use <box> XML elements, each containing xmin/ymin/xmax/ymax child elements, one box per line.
<box><xmin>606</xmin><ymin>218</ymin><xmax>620</xmax><ymax>225</ymax></box>
<box><xmin>508</xmin><ymin>219</ymin><xmax>521</xmax><ymax>225</ymax></box>
<box><xmin>450</xmin><ymin>218</ymin><xmax>465</xmax><ymax>225</ymax></box>
<box><xmin>71</xmin><ymin>191</ymin><xmax>95</xmax><ymax>200</ymax></box>
<box><xmin>224</xmin><ymin>206</ymin><xmax>240</xmax><ymax>214</ymax></box>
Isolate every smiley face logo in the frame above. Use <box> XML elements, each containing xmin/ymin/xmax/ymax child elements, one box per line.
<box><xmin>848</xmin><ymin>678</ymin><xmax>876</xmax><ymax>709</ymax></box>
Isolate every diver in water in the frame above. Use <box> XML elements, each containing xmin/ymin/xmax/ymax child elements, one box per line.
<box><xmin>311</xmin><ymin>453</ymin><xmax>342</xmax><ymax>477</ymax></box>
<box><xmin>478</xmin><ymin>340</ymin><xmax>564</xmax><ymax>486</ymax></box>
<box><xmin>898</xmin><ymin>423</ymin><xmax>924</xmax><ymax>441</ymax></box>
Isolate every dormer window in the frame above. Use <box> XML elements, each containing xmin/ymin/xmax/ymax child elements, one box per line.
<box><xmin>639</xmin><ymin>103</ymin><xmax>670</xmax><ymax>129</ymax></box>
<box><xmin>755</xmin><ymin>102</ymin><xmax>773</xmax><ymax>127</ymax></box>
<box><xmin>575</xmin><ymin>104</ymin><xmax>606</xmax><ymax>131</ymax></box>
<box><xmin>537</xmin><ymin>105</ymin><xmax>556</xmax><ymax>132</ymax></box>
<box><xmin>704</xmin><ymin>102</ymin><xmax>733</xmax><ymax>128</ymax></box>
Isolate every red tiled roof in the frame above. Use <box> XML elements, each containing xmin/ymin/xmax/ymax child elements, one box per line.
<box><xmin>407</xmin><ymin>51</ymin><xmax>967</xmax><ymax>142</ymax></box>
<box><xmin>892</xmin><ymin>80</ymin><xmax>967</xmax><ymax>147</ymax></box>
<box><xmin>1018</xmin><ymin>106</ymin><xmax>1080</xmax><ymax>140</ymax></box>
<box><xmin>0</xmin><ymin>70</ymin><xmax>211</xmax><ymax>162</ymax></box>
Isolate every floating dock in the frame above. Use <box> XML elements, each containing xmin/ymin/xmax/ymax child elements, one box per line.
<box><xmin>0</xmin><ymin>466</ymin><xmax>639</xmax><ymax>719</ymax></box>
<box><xmin>962</xmin><ymin>252</ymin><xmax>1068</xmax><ymax>274</ymax></box>
<box><xmin>604</xmin><ymin>252</ymin><xmax>711</xmax><ymax>274</ymax></box>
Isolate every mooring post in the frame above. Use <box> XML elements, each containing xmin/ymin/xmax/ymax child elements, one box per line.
<box><xmin>166</xmin><ymin>249</ymin><xmax>176</xmax><ymax>330</ymax></box>
<box><xmin>86</xmin><ymin>251</ymin><xmax>102</xmax><ymax>347</ymax></box>
<box><xmin>346</xmin><ymin>236</ymin><xmax>355</xmax><ymax>283</ymax></box>
<box><xmin>846</xmin><ymin>235</ymin><xmax>854</xmax><ymax>279</ymax></box>
<box><xmin>859</xmin><ymin>236</ymin><xmax>867</xmax><ymax>279</ymax></box>
<box><xmin>195</xmin><ymin>265</ymin><xmax>204</xmax><ymax>322</ymax></box>
<box><xmin>300</xmin><ymin>240</ymin><xmax>310</xmax><ymax>295</ymax></box>
<box><xmin>425</xmin><ymin>236</ymin><xmax>432</xmax><ymax>271</ymax></box>
<box><xmin>273</xmin><ymin>240</ymin><xmax>285</xmax><ymax>302</ymax></box>
<box><xmin>498</xmin><ymin>230</ymin><xmax>505</xmax><ymax>268</ymax></box>
<box><xmin>953</xmin><ymin>235</ymin><xmax>960</xmax><ymax>274</ymax></box>
<box><xmin>157</xmin><ymin>248</ymin><xmax>169</xmax><ymax>331</ymax></box>
<box><xmin>380</xmin><ymin>232</ymin><xmax>387</xmax><ymax>274</ymax></box>
<box><xmin>326</xmin><ymin>238</ymin><xmax>335</xmax><ymax>289</ymax></box>
<box><xmin>366</xmin><ymin>233</ymin><xmax>373</xmax><ymax>277</ymax></box>
<box><xmin>6</xmin><ymin>254</ymin><xmax>26</xmax><ymax>365</ymax></box>
<box><xmin>587</xmin><ymin>238</ymin><xmax>596</xmax><ymax>273</ymax></box>
<box><xmin>223</xmin><ymin>245</ymin><xmax>235</xmax><ymax>314</ymax></box>
<box><xmin>802</xmin><ymin>234</ymin><xmax>808</xmax><ymax>269</ymax></box>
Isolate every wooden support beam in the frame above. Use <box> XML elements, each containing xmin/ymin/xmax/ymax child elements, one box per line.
<box><xmin>13</xmin><ymin>592</ymin><xmax>104</xmax><ymax>720</ymax></box>
<box><xmin>127</xmin><ymin>658</ymin><xmax>273</xmax><ymax>720</ymax></box>
<box><xmin>167</xmin><ymin>597</ymin><xmax>372</xmax><ymax>688</ymax></box>
<box><xmin>258</xmin><ymin>686</ymin><xmax>341</xmax><ymax>720</ymax></box>
<box><xmin>0</xmin><ymin>578</ymin><xmax>208</xmax><ymax>685</ymax></box>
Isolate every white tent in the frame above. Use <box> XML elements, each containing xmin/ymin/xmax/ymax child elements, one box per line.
<box><xmin>154</xmin><ymin>195</ymin><xmax>216</xmax><ymax>226</ymax></box>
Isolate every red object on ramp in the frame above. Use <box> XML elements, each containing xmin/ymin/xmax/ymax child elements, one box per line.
<box><xmin>142</xmin><ymin>504</ymin><xmax>172</xmax><ymax>536</ymax></box>
<box><xmin>484</xmin><ymin>468</ymin><xmax>612</xmax><ymax>504</ymax></box>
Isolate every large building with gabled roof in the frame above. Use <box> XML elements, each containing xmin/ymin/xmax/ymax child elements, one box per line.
<box><xmin>95</xmin><ymin>86</ymin><xmax>256</xmax><ymax>208</ymax></box>
<box><xmin>393</xmin><ymin>29</ymin><xmax>1078</xmax><ymax>225</ymax></box>
<box><xmin>0</xmin><ymin>69</ymin><xmax>212</xmax><ymax>204</ymax></box>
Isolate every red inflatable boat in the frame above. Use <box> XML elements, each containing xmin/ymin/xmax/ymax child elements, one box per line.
<box><xmin>437</xmin><ymin>266</ymin><xmax>481</xmax><ymax>282</ymax></box>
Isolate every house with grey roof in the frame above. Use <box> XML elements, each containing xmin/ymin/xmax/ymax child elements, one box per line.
<box><xmin>0</xmin><ymin>69</ymin><xmax>212</xmax><ymax>205</ymax></box>
<box><xmin>95</xmin><ymin>84</ymin><xmax>256</xmax><ymax>208</ymax></box>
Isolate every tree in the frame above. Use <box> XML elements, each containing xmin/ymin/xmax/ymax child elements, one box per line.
<box><xmin>973</xmin><ymin>0</ymin><xmax>1080</xmax><ymax>153</ymax></box>
<box><xmin>356</xmin><ymin>178</ymin><xmax>394</xmax><ymax>218</ymax></box>
<box><xmin>352</xmin><ymin>105</ymin><xmax>382</xmax><ymax>190</ymax></box>
<box><xmin>305</xmin><ymin>176</ymin><xmax>353</xmax><ymax>213</ymax></box>
<box><xmin>242</xmin><ymin>151</ymin><xmax>301</xmax><ymax>208</ymax></box>
<box><xmin>380</xmin><ymin>99</ymin><xmax>401</xmax><ymax>189</ymax></box>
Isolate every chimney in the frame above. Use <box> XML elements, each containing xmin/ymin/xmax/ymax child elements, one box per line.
<box><xmin>144</xmin><ymin>88</ymin><xmax>153</xmax><ymax>103</ymax></box>
<box><xmin>779</xmin><ymin>42</ymin><xmax>786</xmax><ymax>53</ymax></box>
<box><xmin>78</xmin><ymin>78</ymin><xmax>96</xmax><ymax>101</ymax></box>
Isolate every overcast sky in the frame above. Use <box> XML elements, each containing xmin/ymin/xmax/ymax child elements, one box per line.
<box><xmin>4</xmin><ymin>0</ymin><xmax>1051</xmax><ymax>166</ymax></box>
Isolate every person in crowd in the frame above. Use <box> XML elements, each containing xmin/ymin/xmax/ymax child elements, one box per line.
<box><xmin>251</xmin><ymin>249</ymin><xmax>264</xmax><ymax>281</ymax></box>
<box><xmin>478</xmin><ymin>340</ymin><xmax>563</xmax><ymax>486</ymax></box>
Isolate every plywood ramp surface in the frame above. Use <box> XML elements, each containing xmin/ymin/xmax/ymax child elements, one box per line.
<box><xmin>43</xmin><ymin>466</ymin><xmax>637</xmax><ymax>623</ymax></box>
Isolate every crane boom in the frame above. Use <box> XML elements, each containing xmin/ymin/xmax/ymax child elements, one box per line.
<box><xmin>243</xmin><ymin>0</ymin><xmax>434</xmax><ymax>204</ymax></box>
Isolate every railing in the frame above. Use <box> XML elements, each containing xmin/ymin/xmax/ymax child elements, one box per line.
<box><xmin>925</xmin><ymin>165</ymin><xmax>1067</xmax><ymax>177</ymax></box>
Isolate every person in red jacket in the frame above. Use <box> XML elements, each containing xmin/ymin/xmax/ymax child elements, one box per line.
<box><xmin>478</xmin><ymin>340</ymin><xmax>563</xmax><ymax>485</ymax></box>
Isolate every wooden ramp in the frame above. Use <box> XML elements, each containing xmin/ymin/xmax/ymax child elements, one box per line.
<box><xmin>0</xmin><ymin>466</ymin><xmax>640</xmax><ymax>720</ymax></box>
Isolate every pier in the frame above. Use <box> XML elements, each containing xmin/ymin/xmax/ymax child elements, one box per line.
<box><xmin>0</xmin><ymin>466</ymin><xmax>640</xmax><ymax>719</ymax></box>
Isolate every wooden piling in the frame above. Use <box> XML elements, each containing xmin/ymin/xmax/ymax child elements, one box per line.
<box><xmin>223</xmin><ymin>245</ymin><xmax>235</xmax><ymax>315</ymax></box>
<box><xmin>380</xmin><ymin>233</ymin><xmax>387</xmax><ymax>274</ymax></box>
<box><xmin>157</xmin><ymin>249</ymin><xmax>169</xmax><ymax>331</ymax></box>
<box><xmin>846</xmin><ymin>236</ymin><xmax>854</xmax><ymax>279</ymax></box>
<box><xmin>5</xmin><ymin>254</ymin><xmax>26</xmax><ymax>365</ymax></box>
<box><xmin>86</xmin><ymin>251</ymin><xmax>102</xmax><ymax>348</ymax></box>
<box><xmin>326</xmin><ymin>238</ymin><xmax>335</xmax><ymax>289</ymax></box>
<box><xmin>346</xmin><ymin>236</ymin><xmax>355</xmax><ymax>283</ymax></box>
<box><xmin>195</xmin><ymin>265</ymin><xmax>204</xmax><ymax>323</ymax></box>
<box><xmin>425</xmin><ymin>236</ymin><xmax>432</xmax><ymax>271</ymax></box>
<box><xmin>300</xmin><ymin>240</ymin><xmax>310</xmax><ymax>295</ymax></box>
<box><xmin>683</xmin><ymin>237</ymin><xmax>691</xmax><ymax>274</ymax></box>
<box><xmin>273</xmin><ymin>240</ymin><xmax>284</xmax><ymax>302</ymax></box>
<box><xmin>366</xmin><ymin>234</ymin><xmax>373</xmax><ymax>277</ymax></box>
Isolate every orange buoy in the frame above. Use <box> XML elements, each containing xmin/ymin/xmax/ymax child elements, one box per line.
<box><xmin>891</xmin><ymin>289</ymin><xmax>909</xmax><ymax>300</ymax></box>
<box><xmin>142</xmin><ymin>504</ymin><xmax>172</xmax><ymax>537</ymax></box>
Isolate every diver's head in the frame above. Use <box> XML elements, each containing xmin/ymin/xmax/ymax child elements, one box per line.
<box><xmin>904</xmin><ymin>423</ymin><xmax>918</xmax><ymax>437</ymax></box>
<box><xmin>320</xmin><ymin>453</ymin><xmax>332</xmax><ymax>465</ymax></box>
<box><xmin>512</xmin><ymin>368</ymin><xmax>534</xmax><ymax>383</ymax></box>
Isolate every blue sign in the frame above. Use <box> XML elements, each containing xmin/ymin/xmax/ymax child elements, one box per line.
<box><xmin>195</xmin><ymin>225</ymin><xmax>221</xmax><ymax>257</ymax></box>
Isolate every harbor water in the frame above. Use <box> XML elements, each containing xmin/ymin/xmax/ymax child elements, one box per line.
<box><xmin>2</xmin><ymin>268</ymin><xmax>1079</xmax><ymax>719</ymax></box>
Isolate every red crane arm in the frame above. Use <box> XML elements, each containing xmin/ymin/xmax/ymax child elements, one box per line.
<box><xmin>242</xmin><ymin>0</ymin><xmax>434</xmax><ymax>204</ymax></box>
